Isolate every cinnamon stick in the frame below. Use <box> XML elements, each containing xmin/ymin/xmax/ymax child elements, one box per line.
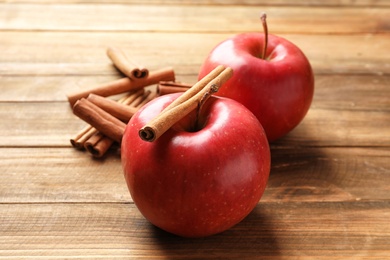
<box><xmin>162</xmin><ymin>65</ymin><xmax>226</xmax><ymax>113</ymax></box>
<box><xmin>84</xmin><ymin>132</ymin><xmax>114</xmax><ymax>158</ymax></box>
<box><xmin>85</xmin><ymin>89</ymin><xmax>157</xmax><ymax>125</ymax></box>
<box><xmin>70</xmin><ymin>125</ymin><xmax>96</xmax><ymax>149</ymax></box>
<box><xmin>69</xmin><ymin>90</ymin><xmax>141</xmax><ymax>150</ymax></box>
<box><xmin>130</xmin><ymin>89</ymin><xmax>151</xmax><ymax>108</ymax></box>
<box><xmin>157</xmin><ymin>81</ymin><xmax>192</xmax><ymax>96</ymax></box>
<box><xmin>122</xmin><ymin>88</ymin><xmax>145</xmax><ymax>106</ymax></box>
<box><xmin>73</xmin><ymin>98</ymin><xmax>126</xmax><ymax>143</ymax></box>
<box><xmin>82</xmin><ymin>90</ymin><xmax>150</xmax><ymax>157</ymax></box>
<box><xmin>87</xmin><ymin>94</ymin><xmax>137</xmax><ymax>122</ymax></box>
<box><xmin>67</xmin><ymin>67</ymin><xmax>175</xmax><ymax>106</ymax></box>
<box><xmin>134</xmin><ymin>90</ymin><xmax>158</xmax><ymax>109</ymax></box>
<box><xmin>139</xmin><ymin>66</ymin><xmax>233</xmax><ymax>142</ymax></box>
<box><xmin>107</xmin><ymin>46</ymin><xmax>149</xmax><ymax>80</ymax></box>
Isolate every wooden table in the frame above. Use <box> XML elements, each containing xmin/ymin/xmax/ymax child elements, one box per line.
<box><xmin>1</xmin><ymin>1</ymin><xmax>389</xmax><ymax>259</ymax></box>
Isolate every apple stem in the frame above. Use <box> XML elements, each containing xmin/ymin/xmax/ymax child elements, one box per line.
<box><xmin>260</xmin><ymin>12</ymin><xmax>268</xmax><ymax>60</ymax></box>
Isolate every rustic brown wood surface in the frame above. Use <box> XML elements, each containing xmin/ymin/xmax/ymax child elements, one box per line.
<box><xmin>1</xmin><ymin>0</ymin><xmax>389</xmax><ymax>259</ymax></box>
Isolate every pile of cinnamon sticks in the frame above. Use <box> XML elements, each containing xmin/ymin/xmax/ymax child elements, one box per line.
<box><xmin>68</xmin><ymin>47</ymin><xmax>191</xmax><ymax>158</ymax></box>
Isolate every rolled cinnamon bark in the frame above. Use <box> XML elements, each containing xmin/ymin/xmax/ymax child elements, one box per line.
<box><xmin>139</xmin><ymin>66</ymin><xmax>233</xmax><ymax>142</ymax></box>
<box><xmin>69</xmin><ymin>91</ymin><xmax>140</xmax><ymax>150</ymax></box>
<box><xmin>107</xmin><ymin>46</ymin><xmax>149</xmax><ymax>80</ymax></box>
<box><xmin>157</xmin><ymin>81</ymin><xmax>192</xmax><ymax>96</ymax></box>
<box><xmin>87</xmin><ymin>94</ymin><xmax>137</xmax><ymax>122</ymax></box>
<box><xmin>70</xmin><ymin>125</ymin><xmax>97</xmax><ymax>149</ymax></box>
<box><xmin>73</xmin><ymin>98</ymin><xmax>126</xmax><ymax>143</ymax></box>
<box><xmin>67</xmin><ymin>67</ymin><xmax>175</xmax><ymax>106</ymax></box>
<box><xmin>122</xmin><ymin>89</ymin><xmax>145</xmax><ymax>106</ymax></box>
<box><xmin>162</xmin><ymin>65</ymin><xmax>226</xmax><ymax>113</ymax></box>
<box><xmin>84</xmin><ymin>132</ymin><xmax>114</xmax><ymax>158</ymax></box>
<box><xmin>134</xmin><ymin>90</ymin><xmax>158</xmax><ymax>109</ymax></box>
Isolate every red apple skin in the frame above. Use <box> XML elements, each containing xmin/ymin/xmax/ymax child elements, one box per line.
<box><xmin>198</xmin><ymin>33</ymin><xmax>315</xmax><ymax>142</ymax></box>
<box><xmin>121</xmin><ymin>93</ymin><xmax>270</xmax><ymax>238</ymax></box>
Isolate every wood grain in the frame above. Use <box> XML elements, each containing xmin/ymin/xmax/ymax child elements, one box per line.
<box><xmin>0</xmin><ymin>4</ymin><xmax>389</xmax><ymax>34</ymax></box>
<box><xmin>0</xmin><ymin>147</ymin><xmax>126</xmax><ymax>203</ymax></box>
<box><xmin>1</xmin><ymin>147</ymin><xmax>389</xmax><ymax>204</ymax></box>
<box><xmin>268</xmin><ymin>147</ymin><xmax>390</xmax><ymax>201</ymax></box>
<box><xmin>1</xmin><ymin>91</ymin><xmax>389</xmax><ymax>147</ymax></box>
<box><xmin>1</xmin><ymin>1</ymin><xmax>389</xmax><ymax>258</ymax></box>
<box><xmin>1</xmin><ymin>74</ymin><xmax>389</xmax><ymax>109</ymax></box>
<box><xmin>1</xmin><ymin>202</ymin><xmax>389</xmax><ymax>258</ymax></box>
<box><xmin>1</xmin><ymin>0</ymin><xmax>389</xmax><ymax>6</ymax></box>
<box><xmin>0</xmin><ymin>32</ymin><xmax>389</xmax><ymax>75</ymax></box>
<box><xmin>0</xmin><ymin>73</ymin><xmax>390</xmax><ymax>146</ymax></box>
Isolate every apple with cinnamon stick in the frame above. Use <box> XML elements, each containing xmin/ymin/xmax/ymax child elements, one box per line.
<box><xmin>121</xmin><ymin>66</ymin><xmax>270</xmax><ymax>237</ymax></box>
<box><xmin>198</xmin><ymin>13</ymin><xmax>314</xmax><ymax>142</ymax></box>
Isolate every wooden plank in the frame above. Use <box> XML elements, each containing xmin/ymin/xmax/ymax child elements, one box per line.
<box><xmin>0</xmin><ymin>102</ymin><xmax>84</xmax><ymax>147</ymax></box>
<box><xmin>1</xmin><ymin>0</ymin><xmax>389</xmax><ymax>7</ymax></box>
<box><xmin>0</xmin><ymin>4</ymin><xmax>388</xmax><ymax>34</ymax></box>
<box><xmin>0</xmin><ymin>74</ymin><xmax>125</xmax><ymax>102</ymax></box>
<box><xmin>1</xmin><ymin>94</ymin><xmax>389</xmax><ymax>147</ymax></box>
<box><xmin>0</xmin><ymin>201</ymin><xmax>389</xmax><ymax>258</ymax></box>
<box><xmin>1</xmin><ymin>32</ymin><xmax>389</xmax><ymax>76</ymax></box>
<box><xmin>267</xmin><ymin>147</ymin><xmax>390</xmax><ymax>202</ymax></box>
<box><xmin>1</xmin><ymin>73</ymin><xmax>389</xmax><ymax>112</ymax></box>
<box><xmin>278</xmin><ymin>107</ymin><xmax>390</xmax><ymax>146</ymax></box>
<box><xmin>0</xmin><ymin>147</ymin><xmax>128</xmax><ymax>203</ymax></box>
<box><xmin>312</xmin><ymin>75</ymin><xmax>390</xmax><ymax>111</ymax></box>
<box><xmin>1</xmin><ymin>147</ymin><xmax>389</xmax><ymax>203</ymax></box>
<box><xmin>0</xmin><ymin>1</ymin><xmax>388</xmax><ymax>259</ymax></box>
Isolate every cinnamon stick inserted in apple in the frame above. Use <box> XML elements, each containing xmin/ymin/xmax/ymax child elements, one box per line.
<box><xmin>139</xmin><ymin>65</ymin><xmax>233</xmax><ymax>142</ymax></box>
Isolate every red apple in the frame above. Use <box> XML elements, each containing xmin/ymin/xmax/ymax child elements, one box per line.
<box><xmin>121</xmin><ymin>93</ymin><xmax>270</xmax><ymax>238</ymax></box>
<box><xmin>198</xmin><ymin>16</ymin><xmax>314</xmax><ymax>142</ymax></box>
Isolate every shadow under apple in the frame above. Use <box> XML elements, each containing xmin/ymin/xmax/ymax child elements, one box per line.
<box><xmin>149</xmin><ymin>205</ymin><xmax>280</xmax><ymax>258</ymax></box>
<box><xmin>265</xmin><ymin>116</ymin><xmax>354</xmax><ymax>202</ymax></box>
